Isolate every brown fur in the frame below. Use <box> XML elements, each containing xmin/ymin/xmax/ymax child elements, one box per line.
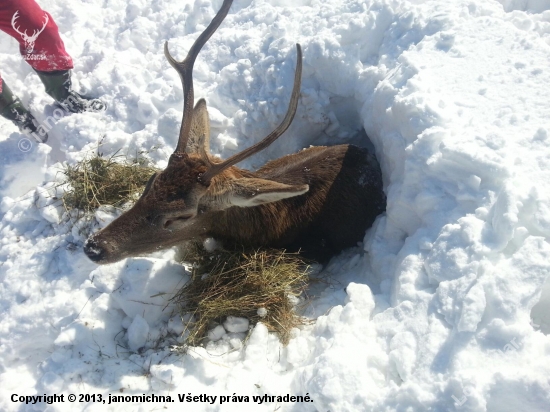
<box><xmin>209</xmin><ymin>145</ymin><xmax>385</xmax><ymax>259</ymax></box>
<box><xmin>84</xmin><ymin>144</ymin><xmax>385</xmax><ymax>264</ymax></box>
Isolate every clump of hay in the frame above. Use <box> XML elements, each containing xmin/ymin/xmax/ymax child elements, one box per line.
<box><xmin>173</xmin><ymin>247</ymin><xmax>311</xmax><ymax>346</ymax></box>
<box><xmin>61</xmin><ymin>149</ymin><xmax>159</xmax><ymax>214</ymax></box>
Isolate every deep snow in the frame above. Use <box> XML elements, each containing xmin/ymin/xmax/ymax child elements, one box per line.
<box><xmin>1</xmin><ymin>0</ymin><xmax>550</xmax><ymax>411</ymax></box>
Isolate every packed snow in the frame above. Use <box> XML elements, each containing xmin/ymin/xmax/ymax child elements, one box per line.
<box><xmin>1</xmin><ymin>0</ymin><xmax>550</xmax><ymax>410</ymax></box>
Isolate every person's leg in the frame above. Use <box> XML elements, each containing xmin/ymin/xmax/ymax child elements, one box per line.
<box><xmin>0</xmin><ymin>0</ymin><xmax>104</xmax><ymax>113</ymax></box>
<box><xmin>0</xmin><ymin>77</ymin><xmax>46</xmax><ymax>142</ymax></box>
<box><xmin>34</xmin><ymin>69</ymin><xmax>106</xmax><ymax>113</ymax></box>
<box><xmin>0</xmin><ymin>0</ymin><xmax>73</xmax><ymax>71</ymax></box>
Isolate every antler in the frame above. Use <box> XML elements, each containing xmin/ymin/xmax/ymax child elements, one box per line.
<box><xmin>165</xmin><ymin>0</ymin><xmax>233</xmax><ymax>154</ymax></box>
<box><xmin>199</xmin><ymin>43</ymin><xmax>303</xmax><ymax>185</ymax></box>
<box><xmin>32</xmin><ymin>14</ymin><xmax>49</xmax><ymax>40</ymax></box>
<box><xmin>11</xmin><ymin>11</ymin><xmax>49</xmax><ymax>40</ymax></box>
<box><xmin>11</xmin><ymin>11</ymin><xmax>25</xmax><ymax>38</ymax></box>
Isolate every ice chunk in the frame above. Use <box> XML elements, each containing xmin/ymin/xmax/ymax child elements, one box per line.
<box><xmin>127</xmin><ymin>315</ymin><xmax>149</xmax><ymax>351</ymax></box>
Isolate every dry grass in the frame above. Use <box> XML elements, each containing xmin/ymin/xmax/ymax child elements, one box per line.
<box><xmin>172</xmin><ymin>246</ymin><xmax>311</xmax><ymax>346</ymax></box>
<box><xmin>61</xmin><ymin>149</ymin><xmax>159</xmax><ymax>214</ymax></box>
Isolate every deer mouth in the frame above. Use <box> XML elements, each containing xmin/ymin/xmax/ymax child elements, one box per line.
<box><xmin>83</xmin><ymin>234</ymin><xmax>196</xmax><ymax>264</ymax></box>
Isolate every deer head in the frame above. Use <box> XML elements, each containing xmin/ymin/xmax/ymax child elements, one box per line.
<box><xmin>84</xmin><ymin>0</ymin><xmax>307</xmax><ymax>264</ymax></box>
<box><xmin>11</xmin><ymin>11</ymin><xmax>49</xmax><ymax>54</ymax></box>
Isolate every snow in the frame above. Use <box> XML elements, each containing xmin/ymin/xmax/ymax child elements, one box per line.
<box><xmin>224</xmin><ymin>316</ymin><xmax>250</xmax><ymax>333</ymax></box>
<box><xmin>127</xmin><ymin>315</ymin><xmax>150</xmax><ymax>352</ymax></box>
<box><xmin>1</xmin><ymin>0</ymin><xmax>550</xmax><ymax>410</ymax></box>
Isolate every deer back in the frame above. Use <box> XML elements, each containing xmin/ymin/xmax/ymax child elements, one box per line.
<box><xmin>208</xmin><ymin>144</ymin><xmax>385</xmax><ymax>259</ymax></box>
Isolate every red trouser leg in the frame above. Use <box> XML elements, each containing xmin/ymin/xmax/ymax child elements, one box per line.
<box><xmin>0</xmin><ymin>0</ymin><xmax>74</xmax><ymax>92</ymax></box>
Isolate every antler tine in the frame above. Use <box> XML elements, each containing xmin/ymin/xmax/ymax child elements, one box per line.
<box><xmin>40</xmin><ymin>15</ymin><xmax>49</xmax><ymax>32</ymax></box>
<box><xmin>200</xmin><ymin>43</ymin><xmax>303</xmax><ymax>184</ymax></box>
<box><xmin>165</xmin><ymin>0</ymin><xmax>233</xmax><ymax>154</ymax></box>
<box><xmin>11</xmin><ymin>11</ymin><xmax>24</xmax><ymax>36</ymax></box>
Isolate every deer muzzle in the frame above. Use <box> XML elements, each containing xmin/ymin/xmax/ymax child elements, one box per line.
<box><xmin>83</xmin><ymin>237</ymin><xmax>108</xmax><ymax>263</ymax></box>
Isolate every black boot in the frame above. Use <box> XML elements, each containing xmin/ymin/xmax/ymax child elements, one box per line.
<box><xmin>0</xmin><ymin>79</ymin><xmax>47</xmax><ymax>143</ymax></box>
<box><xmin>35</xmin><ymin>69</ymin><xmax>106</xmax><ymax>114</ymax></box>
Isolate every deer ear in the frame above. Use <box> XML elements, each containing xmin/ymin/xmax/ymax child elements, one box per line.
<box><xmin>222</xmin><ymin>178</ymin><xmax>309</xmax><ymax>208</ymax></box>
<box><xmin>186</xmin><ymin>98</ymin><xmax>211</xmax><ymax>155</ymax></box>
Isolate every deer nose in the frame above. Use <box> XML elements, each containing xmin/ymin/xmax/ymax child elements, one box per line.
<box><xmin>84</xmin><ymin>238</ymin><xmax>106</xmax><ymax>263</ymax></box>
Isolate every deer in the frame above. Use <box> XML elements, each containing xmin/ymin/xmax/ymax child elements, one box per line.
<box><xmin>83</xmin><ymin>0</ymin><xmax>385</xmax><ymax>265</ymax></box>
